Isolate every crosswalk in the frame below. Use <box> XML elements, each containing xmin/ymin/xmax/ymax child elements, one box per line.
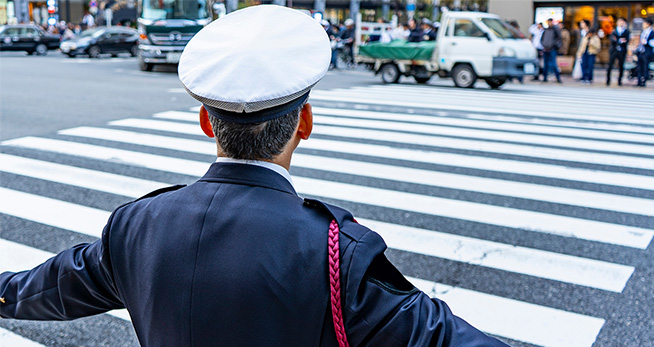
<box><xmin>0</xmin><ymin>83</ymin><xmax>652</xmax><ymax>346</ymax></box>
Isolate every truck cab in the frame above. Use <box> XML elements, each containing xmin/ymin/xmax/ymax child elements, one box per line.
<box><xmin>435</xmin><ymin>11</ymin><xmax>537</xmax><ymax>88</ymax></box>
<box><xmin>137</xmin><ymin>0</ymin><xmax>212</xmax><ymax>71</ymax></box>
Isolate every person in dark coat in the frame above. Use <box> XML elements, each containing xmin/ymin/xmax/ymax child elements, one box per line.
<box><xmin>0</xmin><ymin>5</ymin><xmax>508</xmax><ymax>347</ymax></box>
<box><xmin>421</xmin><ymin>18</ymin><xmax>437</xmax><ymax>41</ymax></box>
<box><xmin>606</xmin><ymin>17</ymin><xmax>630</xmax><ymax>86</ymax></box>
<box><xmin>407</xmin><ymin>18</ymin><xmax>423</xmax><ymax>42</ymax></box>
<box><xmin>540</xmin><ymin>18</ymin><xmax>562</xmax><ymax>83</ymax></box>
<box><xmin>635</xmin><ymin>17</ymin><xmax>654</xmax><ymax>87</ymax></box>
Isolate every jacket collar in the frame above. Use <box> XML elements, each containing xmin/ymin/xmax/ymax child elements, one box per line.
<box><xmin>198</xmin><ymin>161</ymin><xmax>297</xmax><ymax>196</ymax></box>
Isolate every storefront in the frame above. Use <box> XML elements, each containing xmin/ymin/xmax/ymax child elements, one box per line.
<box><xmin>532</xmin><ymin>1</ymin><xmax>654</xmax><ymax>63</ymax></box>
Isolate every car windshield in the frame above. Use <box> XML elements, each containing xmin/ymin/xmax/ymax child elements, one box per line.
<box><xmin>141</xmin><ymin>0</ymin><xmax>208</xmax><ymax>20</ymax></box>
<box><xmin>480</xmin><ymin>18</ymin><xmax>521</xmax><ymax>39</ymax></box>
<box><xmin>80</xmin><ymin>28</ymin><xmax>105</xmax><ymax>38</ymax></box>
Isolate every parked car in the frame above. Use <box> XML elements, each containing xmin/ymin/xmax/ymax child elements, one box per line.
<box><xmin>0</xmin><ymin>24</ymin><xmax>60</xmax><ymax>55</ymax></box>
<box><xmin>60</xmin><ymin>26</ymin><xmax>139</xmax><ymax>58</ymax></box>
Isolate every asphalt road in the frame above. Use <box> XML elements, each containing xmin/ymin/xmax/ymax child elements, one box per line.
<box><xmin>1</xmin><ymin>51</ymin><xmax>653</xmax><ymax>347</ymax></box>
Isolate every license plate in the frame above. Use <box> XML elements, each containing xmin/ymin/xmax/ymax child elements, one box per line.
<box><xmin>524</xmin><ymin>63</ymin><xmax>535</xmax><ymax>74</ymax></box>
<box><xmin>61</xmin><ymin>47</ymin><xmax>70</xmax><ymax>53</ymax></box>
<box><xmin>166</xmin><ymin>52</ymin><xmax>181</xmax><ymax>63</ymax></box>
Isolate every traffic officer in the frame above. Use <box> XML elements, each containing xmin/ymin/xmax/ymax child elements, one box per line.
<box><xmin>0</xmin><ymin>5</ymin><xmax>508</xmax><ymax>346</ymax></box>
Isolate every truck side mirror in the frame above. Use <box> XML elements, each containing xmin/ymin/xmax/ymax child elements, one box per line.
<box><xmin>484</xmin><ymin>32</ymin><xmax>492</xmax><ymax>41</ymax></box>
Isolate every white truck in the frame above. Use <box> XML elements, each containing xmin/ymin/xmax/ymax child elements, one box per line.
<box><xmin>355</xmin><ymin>11</ymin><xmax>538</xmax><ymax>89</ymax></box>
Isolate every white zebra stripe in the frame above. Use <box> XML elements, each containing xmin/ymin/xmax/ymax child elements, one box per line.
<box><xmin>4</xmin><ymin>137</ymin><xmax>651</xmax><ymax>249</ymax></box>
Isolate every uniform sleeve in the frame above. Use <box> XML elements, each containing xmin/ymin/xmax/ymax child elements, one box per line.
<box><xmin>0</xmin><ymin>214</ymin><xmax>123</xmax><ymax>320</ymax></box>
<box><xmin>341</xmin><ymin>228</ymin><xmax>508</xmax><ymax>347</ymax></box>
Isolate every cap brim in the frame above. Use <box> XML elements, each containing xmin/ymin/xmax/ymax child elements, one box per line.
<box><xmin>204</xmin><ymin>91</ymin><xmax>310</xmax><ymax>124</ymax></box>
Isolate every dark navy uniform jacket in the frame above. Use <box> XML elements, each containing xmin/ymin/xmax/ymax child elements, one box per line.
<box><xmin>0</xmin><ymin>162</ymin><xmax>508</xmax><ymax>346</ymax></box>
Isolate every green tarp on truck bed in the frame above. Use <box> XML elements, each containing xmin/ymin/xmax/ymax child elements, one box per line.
<box><xmin>358</xmin><ymin>40</ymin><xmax>437</xmax><ymax>61</ymax></box>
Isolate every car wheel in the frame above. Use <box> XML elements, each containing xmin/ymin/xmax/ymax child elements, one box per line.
<box><xmin>414</xmin><ymin>76</ymin><xmax>431</xmax><ymax>84</ymax></box>
<box><xmin>66</xmin><ymin>53</ymin><xmax>76</xmax><ymax>58</ymax></box>
<box><xmin>130</xmin><ymin>45</ymin><xmax>138</xmax><ymax>57</ymax></box>
<box><xmin>380</xmin><ymin>63</ymin><xmax>400</xmax><ymax>84</ymax></box>
<box><xmin>88</xmin><ymin>45</ymin><xmax>101</xmax><ymax>58</ymax></box>
<box><xmin>484</xmin><ymin>78</ymin><xmax>506</xmax><ymax>89</ymax></box>
<box><xmin>452</xmin><ymin>64</ymin><xmax>477</xmax><ymax>88</ymax></box>
<box><xmin>35</xmin><ymin>44</ymin><xmax>48</xmax><ymax>55</ymax></box>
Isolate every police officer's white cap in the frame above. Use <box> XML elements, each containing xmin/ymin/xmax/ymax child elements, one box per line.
<box><xmin>178</xmin><ymin>5</ymin><xmax>331</xmax><ymax>124</ymax></box>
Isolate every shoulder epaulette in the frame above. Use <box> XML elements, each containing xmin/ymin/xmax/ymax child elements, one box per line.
<box><xmin>303</xmin><ymin>198</ymin><xmax>370</xmax><ymax>242</ymax></box>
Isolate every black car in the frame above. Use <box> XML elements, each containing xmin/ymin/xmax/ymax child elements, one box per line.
<box><xmin>0</xmin><ymin>24</ymin><xmax>60</xmax><ymax>55</ymax></box>
<box><xmin>60</xmin><ymin>26</ymin><xmax>139</xmax><ymax>58</ymax></box>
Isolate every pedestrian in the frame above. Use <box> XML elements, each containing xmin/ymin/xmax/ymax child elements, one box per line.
<box><xmin>558</xmin><ymin>22</ymin><xmax>570</xmax><ymax>55</ymax></box>
<box><xmin>529</xmin><ymin>22</ymin><xmax>544</xmax><ymax>80</ymax></box>
<box><xmin>407</xmin><ymin>18</ymin><xmax>422</xmax><ymax>42</ymax></box>
<box><xmin>606</xmin><ymin>17</ymin><xmax>630</xmax><ymax>86</ymax></box>
<box><xmin>540</xmin><ymin>18</ymin><xmax>562</xmax><ymax>83</ymax></box>
<box><xmin>0</xmin><ymin>5</ymin><xmax>509</xmax><ymax>346</ymax></box>
<box><xmin>82</xmin><ymin>11</ymin><xmax>95</xmax><ymax>30</ymax></box>
<box><xmin>577</xmin><ymin>27</ymin><xmax>601</xmax><ymax>84</ymax></box>
<box><xmin>635</xmin><ymin>17</ymin><xmax>654</xmax><ymax>87</ymax></box>
<box><xmin>421</xmin><ymin>18</ymin><xmax>436</xmax><ymax>41</ymax></box>
<box><xmin>338</xmin><ymin>18</ymin><xmax>355</xmax><ymax>68</ymax></box>
<box><xmin>391</xmin><ymin>22</ymin><xmax>410</xmax><ymax>40</ymax></box>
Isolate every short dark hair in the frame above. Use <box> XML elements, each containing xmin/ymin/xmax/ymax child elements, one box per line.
<box><xmin>645</xmin><ymin>17</ymin><xmax>653</xmax><ymax>25</ymax></box>
<box><xmin>209</xmin><ymin>104</ymin><xmax>302</xmax><ymax>160</ymax></box>
<box><xmin>617</xmin><ymin>17</ymin><xmax>627</xmax><ymax>22</ymax></box>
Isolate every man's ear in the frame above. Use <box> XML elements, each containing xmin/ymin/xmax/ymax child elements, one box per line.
<box><xmin>199</xmin><ymin>106</ymin><xmax>215</xmax><ymax>138</ymax></box>
<box><xmin>297</xmin><ymin>103</ymin><xmax>313</xmax><ymax>140</ymax></box>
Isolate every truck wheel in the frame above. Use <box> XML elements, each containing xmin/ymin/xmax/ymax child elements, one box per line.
<box><xmin>485</xmin><ymin>78</ymin><xmax>506</xmax><ymax>89</ymax></box>
<box><xmin>88</xmin><ymin>45</ymin><xmax>101</xmax><ymax>58</ymax></box>
<box><xmin>35</xmin><ymin>44</ymin><xmax>48</xmax><ymax>55</ymax></box>
<box><xmin>452</xmin><ymin>64</ymin><xmax>477</xmax><ymax>88</ymax></box>
<box><xmin>414</xmin><ymin>76</ymin><xmax>431</xmax><ymax>84</ymax></box>
<box><xmin>139</xmin><ymin>59</ymin><xmax>154</xmax><ymax>72</ymax></box>
<box><xmin>380</xmin><ymin>64</ymin><xmax>400</xmax><ymax>84</ymax></box>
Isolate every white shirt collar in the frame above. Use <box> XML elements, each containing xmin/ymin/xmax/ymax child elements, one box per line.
<box><xmin>215</xmin><ymin>157</ymin><xmax>294</xmax><ymax>188</ymax></box>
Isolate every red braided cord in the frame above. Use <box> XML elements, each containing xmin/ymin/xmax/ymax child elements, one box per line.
<box><xmin>329</xmin><ymin>219</ymin><xmax>350</xmax><ymax>347</ymax></box>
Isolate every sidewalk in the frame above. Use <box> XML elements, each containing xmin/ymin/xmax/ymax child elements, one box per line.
<box><xmin>524</xmin><ymin>67</ymin><xmax>654</xmax><ymax>90</ymax></box>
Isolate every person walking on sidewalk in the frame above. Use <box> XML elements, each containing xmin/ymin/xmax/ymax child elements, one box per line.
<box><xmin>635</xmin><ymin>18</ymin><xmax>654</xmax><ymax>87</ymax></box>
<box><xmin>529</xmin><ymin>22</ymin><xmax>544</xmax><ymax>80</ymax></box>
<box><xmin>606</xmin><ymin>17</ymin><xmax>630</xmax><ymax>86</ymax></box>
<box><xmin>558</xmin><ymin>22</ymin><xmax>571</xmax><ymax>55</ymax></box>
<box><xmin>577</xmin><ymin>28</ymin><xmax>601</xmax><ymax>84</ymax></box>
<box><xmin>541</xmin><ymin>18</ymin><xmax>562</xmax><ymax>83</ymax></box>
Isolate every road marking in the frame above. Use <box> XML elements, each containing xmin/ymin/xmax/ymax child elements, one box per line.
<box><xmin>313</xmin><ymin>124</ymin><xmax>654</xmax><ymax>170</ymax></box>
<box><xmin>0</xmin><ymin>151</ymin><xmax>634</xmax><ymax>291</ymax></box>
<box><xmin>408</xmin><ymin>276</ymin><xmax>605</xmax><ymax>347</ymax></box>
<box><xmin>167</xmin><ymin>88</ymin><xmax>186</xmax><ymax>93</ymax></box>
<box><xmin>145</xmin><ymin>115</ymin><xmax>654</xmax><ymax>190</ymax></box>
<box><xmin>0</xmin><ymin>238</ymin><xmax>129</xmax><ymax>322</ymax></box>
<box><xmin>58</xmin><ymin>127</ymin><xmax>654</xmax><ymax>217</ymax></box>
<box><xmin>4</xmin><ymin>137</ymin><xmax>651</xmax><ymax>249</ymax></box>
<box><xmin>310</xmin><ymin>107</ymin><xmax>654</xmax><ymax>144</ymax></box>
<box><xmin>0</xmin><ymin>154</ymin><xmax>166</xmax><ymax>198</ymax></box>
<box><xmin>313</xmin><ymin>115</ymin><xmax>654</xmax><ymax>157</ymax></box>
<box><xmin>309</xmin><ymin>91</ymin><xmax>654</xmax><ymax>125</ymax></box>
<box><xmin>0</xmin><ymin>327</ymin><xmax>46</xmax><ymax>347</ymax></box>
<box><xmin>302</xmin><ymin>138</ymin><xmax>654</xmax><ymax>191</ymax></box>
<box><xmin>362</xmin><ymin>218</ymin><xmax>633</xmax><ymax>292</ymax></box>
<box><xmin>463</xmin><ymin>113</ymin><xmax>654</xmax><ymax>135</ymax></box>
<box><xmin>108</xmin><ymin>117</ymin><xmax>654</xmax><ymax>170</ymax></box>
<box><xmin>0</xmin><ymin>187</ymin><xmax>109</xmax><ymax>238</ymax></box>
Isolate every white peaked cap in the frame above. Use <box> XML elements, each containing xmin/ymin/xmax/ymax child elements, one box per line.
<box><xmin>178</xmin><ymin>5</ymin><xmax>331</xmax><ymax>123</ymax></box>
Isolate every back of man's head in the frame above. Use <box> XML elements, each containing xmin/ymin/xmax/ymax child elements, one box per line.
<box><xmin>178</xmin><ymin>5</ymin><xmax>331</xmax><ymax>161</ymax></box>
